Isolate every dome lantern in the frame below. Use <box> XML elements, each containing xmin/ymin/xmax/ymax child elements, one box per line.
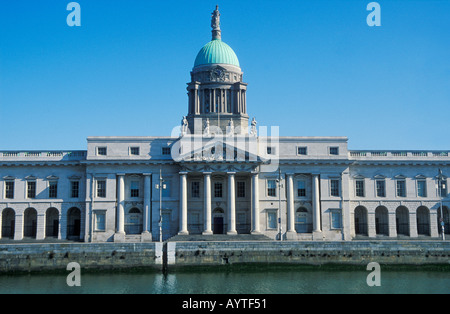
<box><xmin>186</xmin><ymin>6</ymin><xmax>249</xmax><ymax>135</ymax></box>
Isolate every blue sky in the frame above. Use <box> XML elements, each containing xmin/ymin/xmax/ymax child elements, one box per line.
<box><xmin>0</xmin><ymin>0</ymin><xmax>449</xmax><ymax>151</ymax></box>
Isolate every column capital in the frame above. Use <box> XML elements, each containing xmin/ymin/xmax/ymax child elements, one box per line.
<box><xmin>179</xmin><ymin>171</ymin><xmax>188</xmax><ymax>176</ymax></box>
<box><xmin>143</xmin><ymin>173</ymin><xmax>152</xmax><ymax>176</ymax></box>
<box><xmin>117</xmin><ymin>173</ymin><xmax>126</xmax><ymax>177</ymax></box>
<box><xmin>226</xmin><ymin>171</ymin><xmax>236</xmax><ymax>176</ymax></box>
<box><xmin>203</xmin><ymin>172</ymin><xmax>212</xmax><ymax>175</ymax></box>
<box><xmin>286</xmin><ymin>172</ymin><xmax>295</xmax><ymax>177</ymax></box>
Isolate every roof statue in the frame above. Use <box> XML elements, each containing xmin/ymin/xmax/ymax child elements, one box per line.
<box><xmin>211</xmin><ymin>5</ymin><xmax>221</xmax><ymax>40</ymax></box>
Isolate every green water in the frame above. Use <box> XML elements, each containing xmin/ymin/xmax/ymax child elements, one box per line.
<box><xmin>0</xmin><ymin>267</ymin><xmax>449</xmax><ymax>294</ymax></box>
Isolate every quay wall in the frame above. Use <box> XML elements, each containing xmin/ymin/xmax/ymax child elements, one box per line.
<box><xmin>169</xmin><ymin>241</ymin><xmax>450</xmax><ymax>268</ymax></box>
<box><xmin>0</xmin><ymin>241</ymin><xmax>449</xmax><ymax>273</ymax></box>
<box><xmin>0</xmin><ymin>243</ymin><xmax>161</xmax><ymax>273</ymax></box>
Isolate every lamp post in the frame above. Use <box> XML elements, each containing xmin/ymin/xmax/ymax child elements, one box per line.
<box><xmin>155</xmin><ymin>168</ymin><xmax>166</xmax><ymax>242</ymax></box>
<box><xmin>276</xmin><ymin>168</ymin><xmax>284</xmax><ymax>241</ymax></box>
<box><xmin>437</xmin><ymin>169</ymin><xmax>446</xmax><ymax>240</ymax></box>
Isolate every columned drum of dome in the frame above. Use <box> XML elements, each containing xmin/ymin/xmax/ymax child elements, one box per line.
<box><xmin>186</xmin><ymin>6</ymin><xmax>249</xmax><ymax>135</ymax></box>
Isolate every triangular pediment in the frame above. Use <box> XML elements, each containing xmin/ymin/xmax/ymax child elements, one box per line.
<box><xmin>173</xmin><ymin>135</ymin><xmax>266</xmax><ymax>163</ymax></box>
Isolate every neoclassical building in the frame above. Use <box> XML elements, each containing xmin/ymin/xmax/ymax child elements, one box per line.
<box><xmin>0</xmin><ymin>7</ymin><xmax>449</xmax><ymax>242</ymax></box>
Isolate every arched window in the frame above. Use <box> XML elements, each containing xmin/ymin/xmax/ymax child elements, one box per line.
<box><xmin>396</xmin><ymin>206</ymin><xmax>409</xmax><ymax>236</ymax></box>
<box><xmin>45</xmin><ymin>207</ymin><xmax>59</xmax><ymax>238</ymax></box>
<box><xmin>24</xmin><ymin>208</ymin><xmax>37</xmax><ymax>238</ymax></box>
<box><xmin>375</xmin><ymin>206</ymin><xmax>389</xmax><ymax>236</ymax></box>
<box><xmin>416</xmin><ymin>206</ymin><xmax>430</xmax><ymax>236</ymax></box>
<box><xmin>67</xmin><ymin>207</ymin><xmax>81</xmax><ymax>239</ymax></box>
<box><xmin>354</xmin><ymin>206</ymin><xmax>368</xmax><ymax>236</ymax></box>
<box><xmin>1</xmin><ymin>208</ymin><xmax>15</xmax><ymax>239</ymax></box>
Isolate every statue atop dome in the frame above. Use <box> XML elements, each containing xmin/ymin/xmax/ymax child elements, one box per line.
<box><xmin>211</xmin><ymin>5</ymin><xmax>221</xmax><ymax>40</ymax></box>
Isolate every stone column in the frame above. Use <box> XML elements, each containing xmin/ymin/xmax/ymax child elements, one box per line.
<box><xmin>142</xmin><ymin>173</ymin><xmax>152</xmax><ymax>241</ymax></box>
<box><xmin>251</xmin><ymin>172</ymin><xmax>260</xmax><ymax>234</ymax></box>
<box><xmin>14</xmin><ymin>212</ymin><xmax>24</xmax><ymax>241</ymax></box>
<box><xmin>227</xmin><ymin>172</ymin><xmax>237</xmax><ymax>235</ymax></box>
<box><xmin>430</xmin><ymin>210</ymin><xmax>439</xmax><ymax>238</ymax></box>
<box><xmin>84</xmin><ymin>173</ymin><xmax>94</xmax><ymax>242</ymax></box>
<box><xmin>115</xmin><ymin>174</ymin><xmax>125</xmax><ymax>240</ymax></box>
<box><xmin>203</xmin><ymin>172</ymin><xmax>213</xmax><ymax>235</ymax></box>
<box><xmin>178</xmin><ymin>172</ymin><xmax>189</xmax><ymax>235</ymax></box>
<box><xmin>312</xmin><ymin>174</ymin><xmax>322</xmax><ymax>233</ymax></box>
<box><xmin>36</xmin><ymin>212</ymin><xmax>45</xmax><ymax>240</ymax></box>
<box><xmin>388</xmin><ymin>210</ymin><xmax>397</xmax><ymax>238</ymax></box>
<box><xmin>409</xmin><ymin>211</ymin><xmax>418</xmax><ymax>238</ymax></box>
<box><xmin>286</xmin><ymin>173</ymin><xmax>296</xmax><ymax>239</ymax></box>
<box><xmin>367</xmin><ymin>210</ymin><xmax>376</xmax><ymax>238</ymax></box>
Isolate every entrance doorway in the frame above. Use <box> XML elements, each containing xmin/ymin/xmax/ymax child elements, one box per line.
<box><xmin>213</xmin><ymin>217</ymin><xmax>224</xmax><ymax>234</ymax></box>
<box><xmin>213</xmin><ymin>208</ymin><xmax>224</xmax><ymax>234</ymax></box>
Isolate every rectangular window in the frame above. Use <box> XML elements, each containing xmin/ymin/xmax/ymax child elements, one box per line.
<box><xmin>267</xmin><ymin>180</ymin><xmax>276</xmax><ymax>197</ymax></box>
<box><xmin>130</xmin><ymin>147</ymin><xmax>140</xmax><ymax>156</ymax></box>
<box><xmin>417</xmin><ymin>180</ymin><xmax>427</xmax><ymax>197</ymax></box>
<box><xmin>440</xmin><ymin>179</ymin><xmax>448</xmax><ymax>198</ymax></box>
<box><xmin>191</xmin><ymin>181</ymin><xmax>200</xmax><ymax>198</ymax></box>
<box><xmin>130</xmin><ymin>181</ymin><xmax>139</xmax><ymax>197</ymax></box>
<box><xmin>267</xmin><ymin>211</ymin><xmax>277</xmax><ymax>229</ymax></box>
<box><xmin>162</xmin><ymin>147</ymin><xmax>171</xmax><ymax>155</ymax></box>
<box><xmin>297</xmin><ymin>180</ymin><xmax>306</xmax><ymax>197</ymax></box>
<box><xmin>97</xmin><ymin>147</ymin><xmax>107</xmax><ymax>156</ymax></box>
<box><xmin>329</xmin><ymin>147</ymin><xmax>339</xmax><ymax>155</ymax></box>
<box><xmin>297</xmin><ymin>146</ymin><xmax>307</xmax><ymax>155</ymax></box>
<box><xmin>396</xmin><ymin>180</ymin><xmax>406</xmax><ymax>197</ymax></box>
<box><xmin>214</xmin><ymin>182</ymin><xmax>223</xmax><ymax>198</ymax></box>
<box><xmin>237</xmin><ymin>181</ymin><xmax>245</xmax><ymax>198</ymax></box>
<box><xmin>5</xmin><ymin>181</ymin><xmax>14</xmax><ymax>199</ymax></box>
<box><xmin>49</xmin><ymin>181</ymin><xmax>58</xmax><ymax>198</ymax></box>
<box><xmin>355</xmin><ymin>180</ymin><xmax>365</xmax><ymax>197</ymax></box>
<box><xmin>331</xmin><ymin>210</ymin><xmax>342</xmax><ymax>229</ymax></box>
<box><xmin>94</xmin><ymin>211</ymin><xmax>106</xmax><ymax>231</ymax></box>
<box><xmin>267</xmin><ymin>146</ymin><xmax>273</xmax><ymax>155</ymax></box>
<box><xmin>376</xmin><ymin>180</ymin><xmax>386</xmax><ymax>197</ymax></box>
<box><xmin>27</xmin><ymin>181</ymin><xmax>36</xmax><ymax>199</ymax></box>
<box><xmin>97</xmin><ymin>180</ymin><xmax>106</xmax><ymax>198</ymax></box>
<box><xmin>330</xmin><ymin>179</ymin><xmax>340</xmax><ymax>197</ymax></box>
<box><xmin>71</xmin><ymin>181</ymin><xmax>79</xmax><ymax>198</ymax></box>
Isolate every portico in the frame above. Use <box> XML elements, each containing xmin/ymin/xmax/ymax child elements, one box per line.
<box><xmin>178</xmin><ymin>166</ymin><xmax>259</xmax><ymax>236</ymax></box>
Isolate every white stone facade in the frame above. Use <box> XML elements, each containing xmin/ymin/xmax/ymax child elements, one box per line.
<box><xmin>1</xmin><ymin>138</ymin><xmax>449</xmax><ymax>242</ymax></box>
<box><xmin>0</xmin><ymin>7</ymin><xmax>449</xmax><ymax>243</ymax></box>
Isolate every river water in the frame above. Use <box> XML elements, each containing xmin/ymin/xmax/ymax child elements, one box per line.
<box><xmin>0</xmin><ymin>267</ymin><xmax>449</xmax><ymax>294</ymax></box>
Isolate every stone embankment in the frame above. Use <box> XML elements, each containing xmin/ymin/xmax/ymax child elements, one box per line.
<box><xmin>0</xmin><ymin>240</ymin><xmax>449</xmax><ymax>273</ymax></box>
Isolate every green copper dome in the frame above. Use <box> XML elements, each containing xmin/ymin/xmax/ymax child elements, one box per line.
<box><xmin>194</xmin><ymin>39</ymin><xmax>240</xmax><ymax>68</ymax></box>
